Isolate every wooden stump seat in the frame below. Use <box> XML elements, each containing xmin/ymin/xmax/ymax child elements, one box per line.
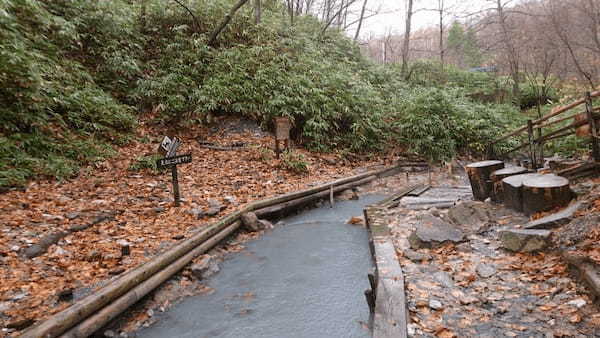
<box><xmin>490</xmin><ymin>166</ymin><xmax>528</xmax><ymax>203</ymax></box>
<box><xmin>466</xmin><ymin>160</ymin><xmax>505</xmax><ymax>201</ymax></box>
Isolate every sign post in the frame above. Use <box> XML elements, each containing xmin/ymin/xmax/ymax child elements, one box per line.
<box><xmin>274</xmin><ymin>117</ymin><xmax>291</xmax><ymax>158</ymax></box>
<box><xmin>156</xmin><ymin>137</ymin><xmax>192</xmax><ymax>206</ymax></box>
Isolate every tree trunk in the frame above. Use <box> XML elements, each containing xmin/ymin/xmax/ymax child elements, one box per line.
<box><xmin>496</xmin><ymin>0</ymin><xmax>520</xmax><ymax>101</ymax></box>
<box><xmin>490</xmin><ymin>166</ymin><xmax>528</xmax><ymax>203</ymax></box>
<box><xmin>208</xmin><ymin>0</ymin><xmax>251</xmax><ymax>46</ymax></box>
<box><xmin>466</xmin><ymin>160</ymin><xmax>504</xmax><ymax>201</ymax></box>
<box><xmin>254</xmin><ymin>0</ymin><xmax>261</xmax><ymax>24</ymax></box>
<box><xmin>502</xmin><ymin>173</ymin><xmax>544</xmax><ymax>212</ymax></box>
<box><xmin>353</xmin><ymin>0</ymin><xmax>368</xmax><ymax>41</ymax></box>
<box><xmin>522</xmin><ymin>175</ymin><xmax>572</xmax><ymax>216</ymax></box>
<box><xmin>401</xmin><ymin>0</ymin><xmax>414</xmax><ymax>77</ymax></box>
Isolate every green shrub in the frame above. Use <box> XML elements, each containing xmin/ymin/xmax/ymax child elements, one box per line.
<box><xmin>128</xmin><ymin>154</ymin><xmax>161</xmax><ymax>172</ymax></box>
<box><xmin>280</xmin><ymin>150</ymin><xmax>309</xmax><ymax>174</ymax></box>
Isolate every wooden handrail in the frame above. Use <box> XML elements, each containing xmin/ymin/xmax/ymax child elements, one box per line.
<box><xmin>490</xmin><ymin>90</ymin><xmax>600</xmax><ymax>145</ymax></box>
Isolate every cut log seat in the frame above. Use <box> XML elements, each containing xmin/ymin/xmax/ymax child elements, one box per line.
<box><xmin>466</xmin><ymin>160</ymin><xmax>505</xmax><ymax>201</ymax></box>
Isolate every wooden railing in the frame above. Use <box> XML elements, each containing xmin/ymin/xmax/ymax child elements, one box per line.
<box><xmin>486</xmin><ymin>91</ymin><xmax>600</xmax><ymax>168</ymax></box>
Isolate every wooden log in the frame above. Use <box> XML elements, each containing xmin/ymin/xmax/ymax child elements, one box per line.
<box><xmin>522</xmin><ymin>175</ymin><xmax>573</xmax><ymax>216</ymax></box>
<box><xmin>490</xmin><ymin>166</ymin><xmax>528</xmax><ymax>203</ymax></box>
<box><xmin>23</xmin><ymin>164</ymin><xmax>400</xmax><ymax>338</ymax></box>
<box><xmin>254</xmin><ymin>176</ymin><xmax>377</xmax><ymax>218</ymax></box>
<box><xmin>466</xmin><ymin>160</ymin><xmax>504</xmax><ymax>201</ymax></box>
<box><xmin>60</xmin><ymin>221</ymin><xmax>241</xmax><ymax>338</ymax></box>
<box><xmin>502</xmin><ymin>173</ymin><xmax>545</xmax><ymax>212</ymax></box>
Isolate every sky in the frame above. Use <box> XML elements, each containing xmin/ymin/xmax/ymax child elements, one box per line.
<box><xmin>350</xmin><ymin>0</ymin><xmax>501</xmax><ymax>39</ymax></box>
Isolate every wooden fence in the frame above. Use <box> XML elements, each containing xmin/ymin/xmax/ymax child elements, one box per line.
<box><xmin>487</xmin><ymin>91</ymin><xmax>600</xmax><ymax>168</ymax></box>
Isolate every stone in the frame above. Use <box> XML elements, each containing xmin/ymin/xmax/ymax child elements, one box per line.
<box><xmin>56</xmin><ymin>288</ymin><xmax>73</xmax><ymax>302</ymax></box>
<box><xmin>408</xmin><ymin>215</ymin><xmax>464</xmax><ymax>249</ymax></box>
<box><xmin>429</xmin><ymin>299</ymin><xmax>443</xmax><ymax>310</ymax></box>
<box><xmin>65</xmin><ymin>212</ymin><xmax>81</xmax><ymax>220</ymax></box>
<box><xmin>499</xmin><ymin>229</ymin><xmax>551</xmax><ymax>252</ymax></box>
<box><xmin>337</xmin><ymin>189</ymin><xmax>358</xmax><ymax>201</ymax></box>
<box><xmin>241</xmin><ymin>212</ymin><xmax>261</xmax><ymax>232</ymax></box>
<box><xmin>403</xmin><ymin>249</ymin><xmax>432</xmax><ymax>262</ymax></box>
<box><xmin>187</xmin><ymin>208</ymin><xmax>206</xmax><ymax>220</ymax></box>
<box><xmin>525</xmin><ymin>202</ymin><xmax>581</xmax><ymax>230</ymax></box>
<box><xmin>23</xmin><ymin>231</ymin><xmax>69</xmax><ymax>258</ymax></box>
<box><xmin>0</xmin><ymin>301</ymin><xmax>10</xmax><ymax>312</ymax></box>
<box><xmin>567</xmin><ymin>298</ymin><xmax>586</xmax><ymax>308</ymax></box>
<box><xmin>476</xmin><ymin>263</ymin><xmax>497</xmax><ymax>278</ymax></box>
<box><xmin>447</xmin><ymin>201</ymin><xmax>490</xmax><ymax>228</ymax></box>
<box><xmin>206</xmin><ymin>208</ymin><xmax>220</xmax><ymax>217</ymax></box>
<box><xmin>258</xmin><ymin>219</ymin><xmax>274</xmax><ymax>229</ymax></box>
<box><xmin>191</xmin><ymin>255</ymin><xmax>220</xmax><ymax>280</ymax></box>
<box><xmin>87</xmin><ymin>250</ymin><xmax>102</xmax><ymax>262</ymax></box>
<box><xmin>207</xmin><ymin>198</ymin><xmax>226</xmax><ymax>211</ymax></box>
<box><xmin>433</xmin><ymin>271</ymin><xmax>454</xmax><ymax>288</ymax></box>
<box><xmin>224</xmin><ymin>196</ymin><xmax>237</xmax><ymax>204</ymax></box>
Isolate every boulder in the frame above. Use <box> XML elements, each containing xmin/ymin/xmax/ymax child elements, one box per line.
<box><xmin>525</xmin><ymin>202</ymin><xmax>581</xmax><ymax>230</ymax></box>
<box><xmin>403</xmin><ymin>249</ymin><xmax>432</xmax><ymax>262</ymax></box>
<box><xmin>191</xmin><ymin>255</ymin><xmax>220</xmax><ymax>280</ymax></box>
<box><xmin>241</xmin><ymin>212</ymin><xmax>260</xmax><ymax>232</ymax></box>
<box><xmin>500</xmin><ymin>229</ymin><xmax>551</xmax><ymax>252</ymax></box>
<box><xmin>447</xmin><ymin>201</ymin><xmax>490</xmax><ymax>228</ymax></box>
<box><xmin>408</xmin><ymin>215</ymin><xmax>464</xmax><ymax>249</ymax></box>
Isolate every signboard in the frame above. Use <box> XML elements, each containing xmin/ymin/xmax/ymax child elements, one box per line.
<box><xmin>275</xmin><ymin>117</ymin><xmax>291</xmax><ymax>141</ymax></box>
<box><xmin>156</xmin><ymin>153</ymin><xmax>192</xmax><ymax>169</ymax></box>
<box><xmin>156</xmin><ymin>136</ymin><xmax>192</xmax><ymax>206</ymax></box>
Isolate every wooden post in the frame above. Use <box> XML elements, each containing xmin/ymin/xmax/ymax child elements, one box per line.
<box><xmin>329</xmin><ymin>184</ymin><xmax>334</xmax><ymax>208</ymax></box>
<box><xmin>527</xmin><ymin>119</ymin><xmax>537</xmax><ymax>170</ymax></box>
<box><xmin>171</xmin><ymin>166</ymin><xmax>180</xmax><ymax>206</ymax></box>
<box><xmin>585</xmin><ymin>91</ymin><xmax>600</xmax><ymax>162</ymax></box>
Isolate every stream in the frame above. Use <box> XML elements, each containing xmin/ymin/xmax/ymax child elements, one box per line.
<box><xmin>138</xmin><ymin>195</ymin><xmax>384</xmax><ymax>338</ymax></box>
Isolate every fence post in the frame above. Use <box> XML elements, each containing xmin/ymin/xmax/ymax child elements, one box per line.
<box><xmin>585</xmin><ymin>91</ymin><xmax>600</xmax><ymax>162</ymax></box>
<box><xmin>527</xmin><ymin>119</ymin><xmax>537</xmax><ymax>170</ymax></box>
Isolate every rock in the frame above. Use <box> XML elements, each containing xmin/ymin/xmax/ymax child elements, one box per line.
<box><xmin>433</xmin><ymin>271</ymin><xmax>454</xmax><ymax>288</ymax></box>
<box><xmin>224</xmin><ymin>196</ymin><xmax>237</xmax><ymax>204</ymax></box>
<box><xmin>403</xmin><ymin>249</ymin><xmax>432</xmax><ymax>262</ymax></box>
<box><xmin>187</xmin><ymin>208</ymin><xmax>205</xmax><ymax>219</ymax></box>
<box><xmin>567</xmin><ymin>298</ymin><xmax>587</xmax><ymax>308</ymax></box>
<box><xmin>429</xmin><ymin>299</ymin><xmax>443</xmax><ymax>310</ymax></box>
<box><xmin>408</xmin><ymin>215</ymin><xmax>464</xmax><ymax>249</ymax></box>
<box><xmin>23</xmin><ymin>244</ymin><xmax>44</xmax><ymax>258</ymax></box>
<box><xmin>0</xmin><ymin>301</ymin><xmax>10</xmax><ymax>312</ymax></box>
<box><xmin>206</xmin><ymin>208</ymin><xmax>220</xmax><ymax>217</ymax></box>
<box><xmin>499</xmin><ymin>229</ymin><xmax>551</xmax><ymax>252</ymax></box>
<box><xmin>191</xmin><ymin>255</ymin><xmax>220</xmax><ymax>280</ymax></box>
<box><xmin>23</xmin><ymin>231</ymin><xmax>69</xmax><ymax>259</ymax></box>
<box><xmin>476</xmin><ymin>263</ymin><xmax>497</xmax><ymax>278</ymax></box>
<box><xmin>65</xmin><ymin>212</ymin><xmax>81</xmax><ymax>220</ymax></box>
<box><xmin>86</xmin><ymin>250</ymin><xmax>102</xmax><ymax>262</ymax></box>
<box><xmin>172</xmin><ymin>234</ymin><xmax>185</xmax><ymax>240</ymax></box>
<box><xmin>258</xmin><ymin>219</ymin><xmax>274</xmax><ymax>229</ymax></box>
<box><xmin>56</xmin><ymin>288</ymin><xmax>73</xmax><ymax>302</ymax></box>
<box><xmin>207</xmin><ymin>198</ymin><xmax>226</xmax><ymax>211</ymax></box>
<box><xmin>241</xmin><ymin>212</ymin><xmax>261</xmax><ymax>232</ymax></box>
<box><xmin>54</xmin><ymin>246</ymin><xmax>68</xmax><ymax>256</ymax></box>
<box><xmin>337</xmin><ymin>189</ymin><xmax>358</xmax><ymax>201</ymax></box>
<box><xmin>447</xmin><ymin>201</ymin><xmax>490</xmax><ymax>228</ymax></box>
<box><xmin>525</xmin><ymin>202</ymin><xmax>582</xmax><ymax>230</ymax></box>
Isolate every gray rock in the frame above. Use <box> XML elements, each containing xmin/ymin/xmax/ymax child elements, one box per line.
<box><xmin>403</xmin><ymin>249</ymin><xmax>432</xmax><ymax>262</ymax></box>
<box><xmin>476</xmin><ymin>263</ymin><xmax>497</xmax><ymax>278</ymax></box>
<box><xmin>499</xmin><ymin>229</ymin><xmax>551</xmax><ymax>252</ymax></box>
<box><xmin>65</xmin><ymin>212</ymin><xmax>81</xmax><ymax>220</ymax></box>
<box><xmin>337</xmin><ymin>189</ymin><xmax>358</xmax><ymax>201</ymax></box>
<box><xmin>206</xmin><ymin>208</ymin><xmax>220</xmax><ymax>217</ymax></box>
<box><xmin>408</xmin><ymin>215</ymin><xmax>464</xmax><ymax>249</ymax></box>
<box><xmin>429</xmin><ymin>299</ymin><xmax>443</xmax><ymax>310</ymax></box>
<box><xmin>224</xmin><ymin>196</ymin><xmax>237</xmax><ymax>204</ymax></box>
<box><xmin>433</xmin><ymin>271</ymin><xmax>454</xmax><ymax>288</ymax></box>
<box><xmin>525</xmin><ymin>202</ymin><xmax>582</xmax><ymax>230</ymax></box>
<box><xmin>447</xmin><ymin>201</ymin><xmax>489</xmax><ymax>228</ymax></box>
<box><xmin>207</xmin><ymin>198</ymin><xmax>226</xmax><ymax>211</ymax></box>
<box><xmin>567</xmin><ymin>298</ymin><xmax>586</xmax><ymax>308</ymax></box>
<box><xmin>187</xmin><ymin>208</ymin><xmax>205</xmax><ymax>219</ymax></box>
<box><xmin>191</xmin><ymin>255</ymin><xmax>220</xmax><ymax>280</ymax></box>
<box><xmin>0</xmin><ymin>301</ymin><xmax>10</xmax><ymax>312</ymax></box>
<box><xmin>241</xmin><ymin>212</ymin><xmax>261</xmax><ymax>232</ymax></box>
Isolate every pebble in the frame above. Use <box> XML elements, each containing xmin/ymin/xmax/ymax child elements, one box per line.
<box><xmin>476</xmin><ymin>263</ymin><xmax>497</xmax><ymax>278</ymax></box>
<box><xmin>567</xmin><ymin>298</ymin><xmax>586</xmax><ymax>308</ymax></box>
<box><xmin>429</xmin><ymin>299</ymin><xmax>443</xmax><ymax>310</ymax></box>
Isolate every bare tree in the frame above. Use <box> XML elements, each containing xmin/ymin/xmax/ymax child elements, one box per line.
<box><xmin>208</xmin><ymin>0</ymin><xmax>251</xmax><ymax>46</ymax></box>
<box><xmin>401</xmin><ymin>0</ymin><xmax>414</xmax><ymax>76</ymax></box>
<box><xmin>353</xmin><ymin>0</ymin><xmax>368</xmax><ymax>41</ymax></box>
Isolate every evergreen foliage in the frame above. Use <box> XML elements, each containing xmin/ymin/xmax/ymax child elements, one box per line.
<box><xmin>0</xmin><ymin>0</ymin><xmax>524</xmax><ymax>188</ymax></box>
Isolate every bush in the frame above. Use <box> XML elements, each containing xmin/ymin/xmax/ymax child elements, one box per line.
<box><xmin>280</xmin><ymin>150</ymin><xmax>309</xmax><ymax>174</ymax></box>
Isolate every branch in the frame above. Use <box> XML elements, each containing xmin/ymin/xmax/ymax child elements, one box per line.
<box><xmin>172</xmin><ymin>0</ymin><xmax>200</xmax><ymax>31</ymax></box>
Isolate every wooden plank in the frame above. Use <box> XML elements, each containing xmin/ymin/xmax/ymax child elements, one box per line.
<box><xmin>372</xmin><ymin>239</ymin><xmax>408</xmax><ymax>338</ymax></box>
<box><xmin>407</xmin><ymin>185</ymin><xmax>430</xmax><ymax>197</ymax></box>
<box><xmin>364</xmin><ymin>204</ymin><xmax>408</xmax><ymax>338</ymax></box>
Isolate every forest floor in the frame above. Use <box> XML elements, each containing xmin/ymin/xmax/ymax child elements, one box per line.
<box><xmin>0</xmin><ymin>117</ymin><xmax>390</xmax><ymax>335</ymax></box>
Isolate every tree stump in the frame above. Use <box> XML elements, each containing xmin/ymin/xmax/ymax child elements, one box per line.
<box><xmin>522</xmin><ymin>174</ymin><xmax>573</xmax><ymax>216</ymax></box>
<box><xmin>490</xmin><ymin>166</ymin><xmax>528</xmax><ymax>203</ymax></box>
<box><xmin>466</xmin><ymin>160</ymin><xmax>505</xmax><ymax>201</ymax></box>
<box><xmin>502</xmin><ymin>173</ymin><xmax>545</xmax><ymax>212</ymax></box>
